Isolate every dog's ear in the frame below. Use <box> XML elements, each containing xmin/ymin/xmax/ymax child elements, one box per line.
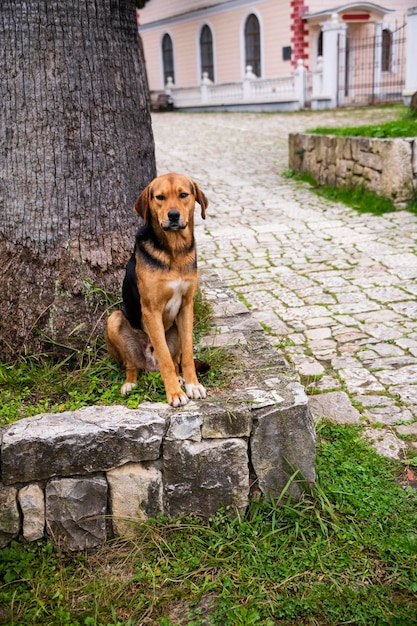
<box><xmin>193</xmin><ymin>182</ymin><xmax>208</xmax><ymax>220</ymax></box>
<box><xmin>133</xmin><ymin>185</ymin><xmax>151</xmax><ymax>223</ymax></box>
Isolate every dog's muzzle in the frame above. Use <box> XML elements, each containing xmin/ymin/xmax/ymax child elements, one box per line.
<box><xmin>163</xmin><ymin>210</ymin><xmax>187</xmax><ymax>231</ymax></box>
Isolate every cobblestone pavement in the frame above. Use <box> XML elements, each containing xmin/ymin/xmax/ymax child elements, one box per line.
<box><xmin>152</xmin><ymin>108</ymin><xmax>417</xmax><ymax>460</ymax></box>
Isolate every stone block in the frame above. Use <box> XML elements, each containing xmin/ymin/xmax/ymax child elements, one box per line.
<box><xmin>358</xmin><ymin>149</ymin><xmax>382</xmax><ymax>171</ymax></box>
<box><xmin>166</xmin><ymin>410</ymin><xmax>203</xmax><ymax>441</ymax></box>
<box><xmin>107</xmin><ymin>463</ymin><xmax>163</xmax><ymax>536</ymax></box>
<box><xmin>342</xmin><ymin>138</ymin><xmax>352</xmax><ymax>160</ymax></box>
<box><xmin>45</xmin><ymin>476</ymin><xmax>108</xmax><ymax>551</ymax></box>
<box><xmin>1</xmin><ymin>405</ymin><xmax>166</xmax><ymax>484</ymax></box>
<box><xmin>250</xmin><ymin>382</ymin><xmax>316</xmax><ymax>501</ymax></box>
<box><xmin>18</xmin><ymin>484</ymin><xmax>45</xmax><ymax>542</ymax></box>
<box><xmin>163</xmin><ymin>439</ymin><xmax>249</xmax><ymax>517</ymax></box>
<box><xmin>201</xmin><ymin>401</ymin><xmax>252</xmax><ymax>438</ymax></box>
<box><xmin>379</xmin><ymin>139</ymin><xmax>414</xmax><ymax>201</ymax></box>
<box><xmin>0</xmin><ymin>484</ymin><xmax>20</xmax><ymax>548</ymax></box>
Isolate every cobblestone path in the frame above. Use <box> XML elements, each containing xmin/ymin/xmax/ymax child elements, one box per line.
<box><xmin>152</xmin><ymin>108</ymin><xmax>417</xmax><ymax>459</ymax></box>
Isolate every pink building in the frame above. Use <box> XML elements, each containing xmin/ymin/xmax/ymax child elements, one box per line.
<box><xmin>139</xmin><ymin>1</ymin><xmax>417</xmax><ymax>110</ymax></box>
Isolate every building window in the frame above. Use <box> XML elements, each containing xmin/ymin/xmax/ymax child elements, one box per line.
<box><xmin>381</xmin><ymin>28</ymin><xmax>392</xmax><ymax>72</ymax></box>
<box><xmin>200</xmin><ymin>25</ymin><xmax>214</xmax><ymax>81</ymax></box>
<box><xmin>162</xmin><ymin>33</ymin><xmax>175</xmax><ymax>84</ymax></box>
<box><xmin>244</xmin><ymin>13</ymin><xmax>261</xmax><ymax>77</ymax></box>
<box><xmin>317</xmin><ymin>30</ymin><xmax>323</xmax><ymax>58</ymax></box>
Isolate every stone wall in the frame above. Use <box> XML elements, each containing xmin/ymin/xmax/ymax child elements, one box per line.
<box><xmin>0</xmin><ymin>271</ymin><xmax>316</xmax><ymax>551</ymax></box>
<box><xmin>288</xmin><ymin>133</ymin><xmax>417</xmax><ymax>204</ymax></box>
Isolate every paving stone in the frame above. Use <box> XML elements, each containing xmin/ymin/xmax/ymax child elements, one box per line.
<box><xmin>339</xmin><ymin>368</ymin><xmax>385</xmax><ymax>394</ymax></box>
<box><xmin>363</xmin><ymin>406</ymin><xmax>414</xmax><ymax>425</ymax></box>
<box><xmin>305</xmin><ymin>327</ymin><xmax>332</xmax><ymax>341</ymax></box>
<box><xmin>366</xmin><ymin>286</ymin><xmax>412</xmax><ymax>302</ymax></box>
<box><xmin>305</xmin><ymin>316</ymin><xmax>336</xmax><ymax>327</ymax></box>
<box><xmin>367</xmin><ymin>356</ymin><xmax>416</xmax><ymax>370</ymax></box>
<box><xmin>338</xmin><ymin>343</ymin><xmax>364</xmax><ymax>355</ymax></box>
<box><xmin>309</xmin><ymin>391</ymin><xmax>361</xmax><ymax>425</ymax></box>
<box><xmin>374</xmin><ymin>365</ymin><xmax>417</xmax><ymax>386</ymax></box>
<box><xmin>392</xmin><ymin>385</ymin><xmax>417</xmax><ymax>405</ymax></box>
<box><xmin>396</xmin><ymin>422</ymin><xmax>417</xmax><ymax>437</ymax></box>
<box><xmin>353</xmin><ymin>309</ymin><xmax>401</xmax><ymax>323</ymax></box>
<box><xmin>308</xmin><ymin>339</ymin><xmax>338</xmax><ymax>354</ymax></box>
<box><xmin>370</xmin><ymin>343</ymin><xmax>406</xmax><ymax>357</ymax></box>
<box><xmin>390</xmin><ymin>301</ymin><xmax>417</xmax><ymax>318</ymax></box>
<box><xmin>362</xmin><ymin>428</ymin><xmax>406</xmax><ymax>460</ymax></box>
<box><xmin>395</xmin><ymin>337</ymin><xmax>417</xmax><ymax>356</ymax></box>
<box><xmin>287</xmin><ymin>333</ymin><xmax>306</xmax><ymax>345</ymax></box>
<box><xmin>333</xmin><ymin>330</ymin><xmax>368</xmax><ymax>343</ymax></box>
<box><xmin>333</xmin><ymin>314</ymin><xmax>360</xmax><ymax>327</ymax></box>
<box><xmin>315</xmin><ymin>376</ymin><xmax>342</xmax><ymax>391</ymax></box>
<box><xmin>361</xmin><ymin>324</ymin><xmax>404</xmax><ymax>341</ymax></box>
<box><xmin>356</xmin><ymin>349</ymin><xmax>379</xmax><ymax>361</ymax></box>
<box><xmin>354</xmin><ymin>395</ymin><xmax>396</xmax><ymax>408</ymax></box>
<box><xmin>330</xmin><ymin>302</ymin><xmax>380</xmax><ymax>315</ymax></box>
<box><xmin>294</xmin><ymin>358</ymin><xmax>325</xmax><ymax>377</ymax></box>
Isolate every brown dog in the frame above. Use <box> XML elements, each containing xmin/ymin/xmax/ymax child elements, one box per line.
<box><xmin>105</xmin><ymin>173</ymin><xmax>208</xmax><ymax>407</ymax></box>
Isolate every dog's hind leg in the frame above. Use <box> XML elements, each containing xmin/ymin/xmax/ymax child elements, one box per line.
<box><xmin>105</xmin><ymin>311</ymin><xmax>151</xmax><ymax>395</ymax></box>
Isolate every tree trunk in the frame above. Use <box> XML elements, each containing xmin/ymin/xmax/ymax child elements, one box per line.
<box><xmin>0</xmin><ymin>0</ymin><xmax>156</xmax><ymax>360</ymax></box>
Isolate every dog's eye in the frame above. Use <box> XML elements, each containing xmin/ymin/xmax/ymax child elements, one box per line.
<box><xmin>155</xmin><ymin>194</ymin><xmax>165</xmax><ymax>201</ymax></box>
<box><xmin>179</xmin><ymin>192</ymin><xmax>189</xmax><ymax>199</ymax></box>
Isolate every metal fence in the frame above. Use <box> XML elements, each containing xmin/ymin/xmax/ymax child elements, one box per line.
<box><xmin>337</xmin><ymin>21</ymin><xmax>406</xmax><ymax>107</ymax></box>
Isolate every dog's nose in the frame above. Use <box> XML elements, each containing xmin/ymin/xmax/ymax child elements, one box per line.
<box><xmin>168</xmin><ymin>210</ymin><xmax>180</xmax><ymax>223</ymax></box>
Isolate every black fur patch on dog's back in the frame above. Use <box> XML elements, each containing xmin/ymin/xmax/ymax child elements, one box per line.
<box><xmin>122</xmin><ymin>252</ymin><xmax>142</xmax><ymax>329</ymax></box>
<box><xmin>122</xmin><ymin>225</ymin><xmax>169</xmax><ymax>329</ymax></box>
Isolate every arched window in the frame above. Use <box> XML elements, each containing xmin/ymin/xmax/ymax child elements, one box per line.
<box><xmin>244</xmin><ymin>14</ymin><xmax>261</xmax><ymax>77</ymax></box>
<box><xmin>200</xmin><ymin>25</ymin><xmax>214</xmax><ymax>81</ymax></box>
<box><xmin>162</xmin><ymin>33</ymin><xmax>175</xmax><ymax>85</ymax></box>
<box><xmin>381</xmin><ymin>28</ymin><xmax>392</xmax><ymax>72</ymax></box>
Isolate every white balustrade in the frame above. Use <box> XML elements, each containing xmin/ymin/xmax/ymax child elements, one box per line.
<box><xmin>163</xmin><ymin>63</ymin><xmax>307</xmax><ymax>109</ymax></box>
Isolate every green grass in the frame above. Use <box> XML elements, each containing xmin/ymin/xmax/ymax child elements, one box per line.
<box><xmin>285</xmin><ymin>170</ymin><xmax>402</xmax><ymax>216</ymax></box>
<box><xmin>0</xmin><ymin>289</ymin><xmax>225</xmax><ymax>428</ymax></box>
<box><xmin>1</xmin><ymin>422</ymin><xmax>416</xmax><ymax>625</ymax></box>
<box><xmin>308</xmin><ymin>118</ymin><xmax>417</xmax><ymax>138</ymax></box>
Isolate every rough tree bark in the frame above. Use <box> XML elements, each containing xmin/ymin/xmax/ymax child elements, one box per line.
<box><xmin>0</xmin><ymin>0</ymin><xmax>156</xmax><ymax>359</ymax></box>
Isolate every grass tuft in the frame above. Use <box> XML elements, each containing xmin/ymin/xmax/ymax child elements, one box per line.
<box><xmin>307</xmin><ymin>116</ymin><xmax>417</xmax><ymax>139</ymax></box>
<box><xmin>286</xmin><ymin>170</ymin><xmax>398</xmax><ymax>216</ymax></box>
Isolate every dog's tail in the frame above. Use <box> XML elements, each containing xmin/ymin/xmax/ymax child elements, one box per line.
<box><xmin>194</xmin><ymin>359</ymin><xmax>210</xmax><ymax>374</ymax></box>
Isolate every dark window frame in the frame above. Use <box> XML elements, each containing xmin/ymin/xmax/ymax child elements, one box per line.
<box><xmin>244</xmin><ymin>13</ymin><xmax>261</xmax><ymax>77</ymax></box>
<box><xmin>200</xmin><ymin>24</ymin><xmax>214</xmax><ymax>81</ymax></box>
<box><xmin>381</xmin><ymin>28</ymin><xmax>392</xmax><ymax>72</ymax></box>
<box><xmin>162</xmin><ymin>33</ymin><xmax>175</xmax><ymax>85</ymax></box>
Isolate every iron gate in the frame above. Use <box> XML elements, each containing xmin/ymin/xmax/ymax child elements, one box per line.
<box><xmin>337</xmin><ymin>20</ymin><xmax>406</xmax><ymax>107</ymax></box>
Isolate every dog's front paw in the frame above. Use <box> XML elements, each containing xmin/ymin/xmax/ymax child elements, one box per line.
<box><xmin>168</xmin><ymin>391</ymin><xmax>189</xmax><ymax>408</ymax></box>
<box><xmin>121</xmin><ymin>382</ymin><xmax>136</xmax><ymax>395</ymax></box>
<box><xmin>185</xmin><ymin>382</ymin><xmax>207</xmax><ymax>400</ymax></box>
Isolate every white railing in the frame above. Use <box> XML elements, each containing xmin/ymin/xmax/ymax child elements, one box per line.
<box><xmin>163</xmin><ymin>61</ymin><xmax>307</xmax><ymax>109</ymax></box>
<box><xmin>249</xmin><ymin>75</ymin><xmax>295</xmax><ymax>100</ymax></box>
<box><xmin>205</xmin><ymin>81</ymin><xmax>244</xmax><ymax>103</ymax></box>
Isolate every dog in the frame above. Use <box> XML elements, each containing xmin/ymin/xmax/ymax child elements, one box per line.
<box><xmin>105</xmin><ymin>173</ymin><xmax>209</xmax><ymax>408</ymax></box>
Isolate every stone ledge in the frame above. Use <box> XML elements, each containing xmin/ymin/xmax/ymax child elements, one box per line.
<box><xmin>288</xmin><ymin>133</ymin><xmax>417</xmax><ymax>204</ymax></box>
<box><xmin>0</xmin><ymin>270</ymin><xmax>316</xmax><ymax>550</ymax></box>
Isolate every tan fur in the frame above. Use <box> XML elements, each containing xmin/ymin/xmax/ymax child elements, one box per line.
<box><xmin>105</xmin><ymin>173</ymin><xmax>208</xmax><ymax>407</ymax></box>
